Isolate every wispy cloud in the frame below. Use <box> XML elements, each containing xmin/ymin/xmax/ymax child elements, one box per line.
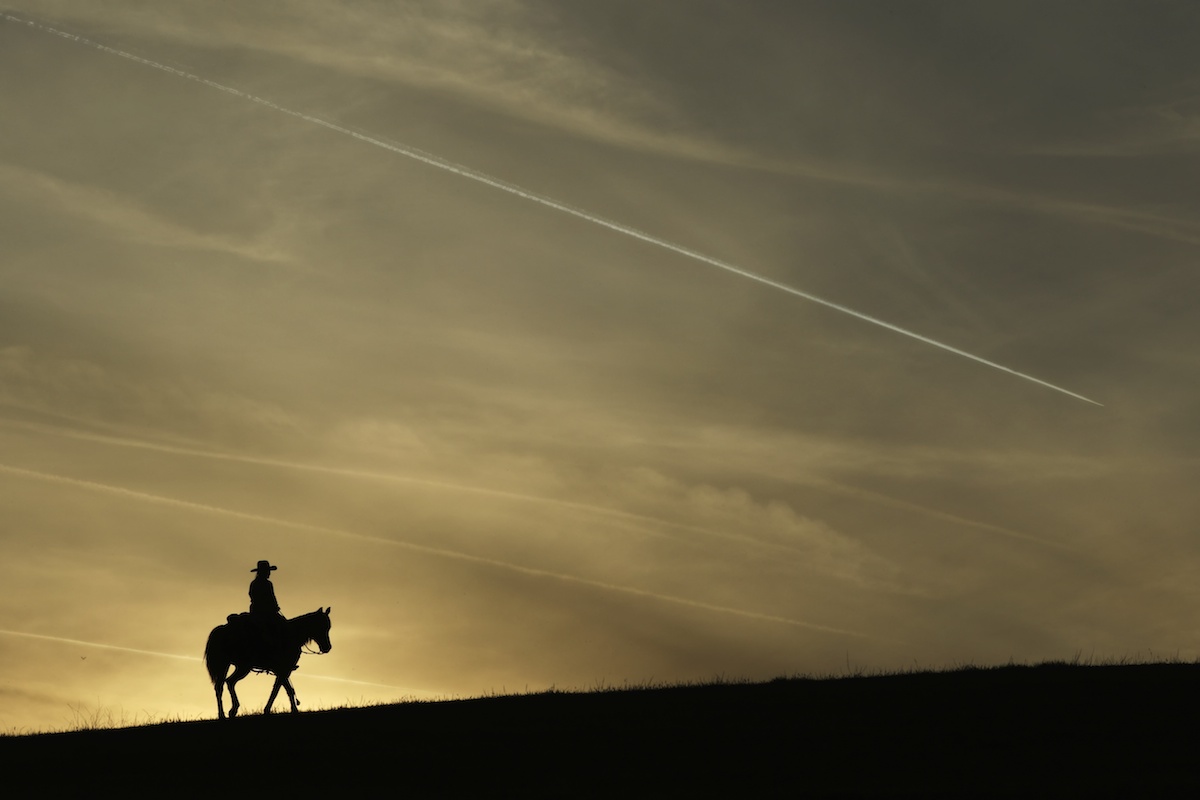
<box><xmin>7</xmin><ymin>5</ymin><xmax>1195</xmax><ymax>260</ymax></box>
<box><xmin>0</xmin><ymin>162</ymin><xmax>290</xmax><ymax>263</ymax></box>
<box><xmin>0</xmin><ymin>1</ymin><xmax>716</xmax><ymax>160</ymax></box>
<box><xmin>1</xmin><ymin>12</ymin><xmax>1107</xmax><ymax>405</ymax></box>
<box><xmin>1003</xmin><ymin>81</ymin><xmax>1200</xmax><ymax>158</ymax></box>
<box><xmin>0</xmin><ymin>346</ymin><xmax>303</xmax><ymax>447</ymax></box>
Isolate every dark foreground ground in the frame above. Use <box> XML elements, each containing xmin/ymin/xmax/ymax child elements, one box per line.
<box><xmin>5</xmin><ymin>662</ymin><xmax>1199</xmax><ymax>797</ymax></box>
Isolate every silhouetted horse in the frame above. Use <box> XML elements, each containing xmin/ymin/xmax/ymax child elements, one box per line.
<box><xmin>204</xmin><ymin>607</ymin><xmax>332</xmax><ymax>719</ymax></box>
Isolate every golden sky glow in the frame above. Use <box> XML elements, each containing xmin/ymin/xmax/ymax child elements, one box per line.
<box><xmin>2</xmin><ymin>2</ymin><xmax>1198</xmax><ymax>731</ymax></box>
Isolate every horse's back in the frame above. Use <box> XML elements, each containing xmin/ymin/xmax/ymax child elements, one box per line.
<box><xmin>205</xmin><ymin>621</ymin><xmax>229</xmax><ymax>647</ymax></box>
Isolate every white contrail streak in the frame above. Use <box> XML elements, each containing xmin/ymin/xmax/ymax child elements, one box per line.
<box><xmin>2</xmin><ymin>13</ymin><xmax>1102</xmax><ymax>406</ymax></box>
<box><xmin>0</xmin><ymin>629</ymin><xmax>198</xmax><ymax>662</ymax></box>
<box><xmin>0</xmin><ymin>629</ymin><xmax>425</xmax><ymax>692</ymax></box>
<box><xmin>0</xmin><ymin>462</ymin><xmax>894</xmax><ymax>642</ymax></box>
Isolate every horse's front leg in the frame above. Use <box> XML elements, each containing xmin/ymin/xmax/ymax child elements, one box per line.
<box><xmin>281</xmin><ymin>675</ymin><xmax>299</xmax><ymax>712</ymax></box>
<box><xmin>265</xmin><ymin>676</ymin><xmax>283</xmax><ymax>714</ymax></box>
<box><xmin>226</xmin><ymin>664</ymin><xmax>252</xmax><ymax>718</ymax></box>
<box><xmin>266</xmin><ymin>673</ymin><xmax>299</xmax><ymax>713</ymax></box>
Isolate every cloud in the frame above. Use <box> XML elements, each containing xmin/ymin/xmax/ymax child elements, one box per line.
<box><xmin>606</xmin><ymin>467</ymin><xmax>898</xmax><ymax>584</ymax></box>
<box><xmin>1008</xmin><ymin>87</ymin><xmax>1200</xmax><ymax>158</ymax></box>
<box><xmin>0</xmin><ymin>345</ymin><xmax>303</xmax><ymax>448</ymax></box>
<box><xmin>7</xmin><ymin>2</ymin><xmax>1197</xmax><ymax>256</ymax></box>
<box><xmin>0</xmin><ymin>162</ymin><xmax>290</xmax><ymax>263</ymax></box>
<box><xmin>2</xmin><ymin>1</ymin><xmax>725</xmax><ymax>162</ymax></box>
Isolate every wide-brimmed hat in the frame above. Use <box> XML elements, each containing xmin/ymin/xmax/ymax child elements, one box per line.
<box><xmin>251</xmin><ymin>560</ymin><xmax>278</xmax><ymax>573</ymax></box>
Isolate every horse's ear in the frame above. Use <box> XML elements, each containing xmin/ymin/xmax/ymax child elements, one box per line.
<box><xmin>325</xmin><ymin>606</ymin><xmax>332</xmax><ymax>615</ymax></box>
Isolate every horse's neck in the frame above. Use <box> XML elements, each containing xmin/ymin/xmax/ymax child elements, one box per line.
<box><xmin>286</xmin><ymin>613</ymin><xmax>317</xmax><ymax>642</ymax></box>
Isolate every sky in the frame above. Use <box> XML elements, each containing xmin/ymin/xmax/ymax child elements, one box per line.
<box><xmin>2</xmin><ymin>1</ymin><xmax>1198</xmax><ymax>732</ymax></box>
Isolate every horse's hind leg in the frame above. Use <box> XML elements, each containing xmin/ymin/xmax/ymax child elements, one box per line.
<box><xmin>226</xmin><ymin>664</ymin><xmax>252</xmax><ymax>718</ymax></box>
<box><xmin>214</xmin><ymin>665</ymin><xmax>229</xmax><ymax>719</ymax></box>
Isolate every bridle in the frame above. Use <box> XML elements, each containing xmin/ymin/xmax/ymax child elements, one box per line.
<box><xmin>290</xmin><ymin>610</ymin><xmax>332</xmax><ymax>656</ymax></box>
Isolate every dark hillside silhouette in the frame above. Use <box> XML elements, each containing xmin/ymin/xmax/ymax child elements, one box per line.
<box><xmin>6</xmin><ymin>661</ymin><xmax>1200</xmax><ymax>797</ymax></box>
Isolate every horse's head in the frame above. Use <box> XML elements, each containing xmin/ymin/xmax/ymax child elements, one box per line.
<box><xmin>312</xmin><ymin>606</ymin><xmax>332</xmax><ymax>653</ymax></box>
<box><xmin>286</xmin><ymin>607</ymin><xmax>333</xmax><ymax>653</ymax></box>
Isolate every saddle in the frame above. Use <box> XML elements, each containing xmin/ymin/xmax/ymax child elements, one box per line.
<box><xmin>225</xmin><ymin>612</ymin><xmax>288</xmax><ymax>655</ymax></box>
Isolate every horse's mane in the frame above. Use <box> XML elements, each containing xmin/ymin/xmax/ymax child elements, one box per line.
<box><xmin>286</xmin><ymin>608</ymin><xmax>330</xmax><ymax>625</ymax></box>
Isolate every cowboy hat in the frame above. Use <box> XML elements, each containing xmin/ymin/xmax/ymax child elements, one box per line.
<box><xmin>251</xmin><ymin>560</ymin><xmax>278</xmax><ymax>573</ymax></box>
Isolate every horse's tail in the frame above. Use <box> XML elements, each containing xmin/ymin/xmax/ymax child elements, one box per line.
<box><xmin>203</xmin><ymin>626</ymin><xmax>229</xmax><ymax>687</ymax></box>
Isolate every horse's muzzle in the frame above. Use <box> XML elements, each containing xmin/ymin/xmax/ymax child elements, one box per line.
<box><xmin>320</xmin><ymin>643</ymin><xmax>332</xmax><ymax>654</ymax></box>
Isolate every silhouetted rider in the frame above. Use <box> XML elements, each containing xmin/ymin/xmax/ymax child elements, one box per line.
<box><xmin>249</xmin><ymin>560</ymin><xmax>287</xmax><ymax>648</ymax></box>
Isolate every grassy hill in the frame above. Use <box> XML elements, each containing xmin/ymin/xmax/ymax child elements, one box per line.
<box><xmin>5</xmin><ymin>661</ymin><xmax>1198</xmax><ymax>797</ymax></box>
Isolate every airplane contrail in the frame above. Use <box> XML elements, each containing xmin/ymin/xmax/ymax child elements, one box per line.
<box><xmin>0</xmin><ymin>416</ymin><xmax>832</xmax><ymax>562</ymax></box>
<box><xmin>2</xmin><ymin>13</ymin><xmax>1102</xmax><ymax>406</ymax></box>
<box><xmin>0</xmin><ymin>462</ymin><xmax>895</xmax><ymax>642</ymax></box>
<box><xmin>0</xmin><ymin>629</ymin><xmax>198</xmax><ymax>662</ymax></box>
<box><xmin>0</xmin><ymin>629</ymin><xmax>427</xmax><ymax>693</ymax></box>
